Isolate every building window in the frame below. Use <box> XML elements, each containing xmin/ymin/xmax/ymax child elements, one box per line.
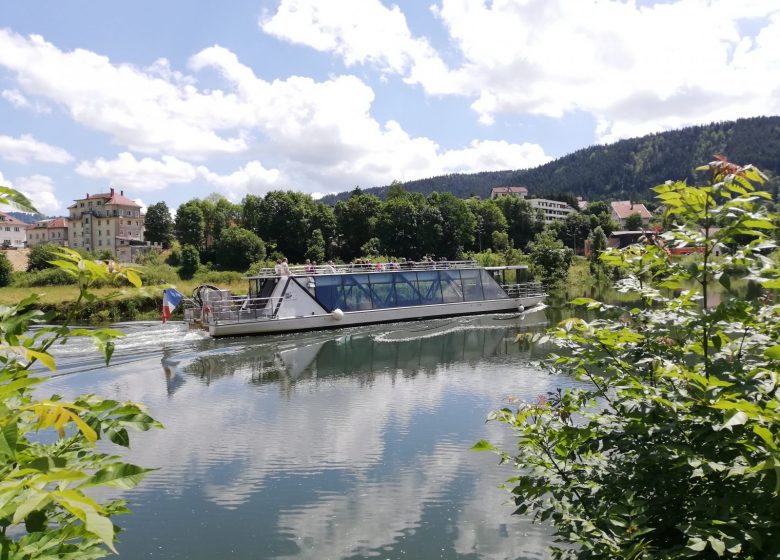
<box><xmin>4</xmin><ymin>227</ymin><xmax>8</xmax><ymax>232</ymax></box>
<box><xmin>13</xmin><ymin>227</ymin><xmax>19</xmax><ymax>232</ymax></box>
<box><xmin>98</xmin><ymin>240</ymin><xmax>102</xmax><ymax>246</ymax></box>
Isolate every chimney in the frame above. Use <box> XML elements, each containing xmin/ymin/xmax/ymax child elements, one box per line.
<box><xmin>120</xmin><ymin>190</ymin><xmax>124</xmax><ymax>196</ymax></box>
<box><xmin>110</xmin><ymin>187</ymin><xmax>115</xmax><ymax>195</ymax></box>
<box><xmin>86</xmin><ymin>193</ymin><xmax>89</xmax><ymax>198</ymax></box>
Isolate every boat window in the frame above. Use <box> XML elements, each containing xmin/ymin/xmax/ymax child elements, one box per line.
<box><xmin>440</xmin><ymin>270</ymin><xmax>464</xmax><ymax>303</ymax></box>
<box><xmin>461</xmin><ymin>269</ymin><xmax>484</xmax><ymax>301</ymax></box>
<box><xmin>314</xmin><ymin>275</ymin><xmax>342</xmax><ymax>311</ymax></box>
<box><xmin>417</xmin><ymin>271</ymin><xmax>443</xmax><ymax>305</ymax></box>
<box><xmin>394</xmin><ymin>272</ymin><xmax>421</xmax><ymax>306</ymax></box>
<box><xmin>341</xmin><ymin>274</ymin><xmax>372</xmax><ymax>311</ymax></box>
<box><xmin>369</xmin><ymin>273</ymin><xmax>396</xmax><ymax>309</ymax></box>
<box><xmin>480</xmin><ymin>269</ymin><xmax>508</xmax><ymax>299</ymax></box>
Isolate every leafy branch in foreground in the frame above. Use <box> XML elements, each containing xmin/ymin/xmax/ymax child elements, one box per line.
<box><xmin>479</xmin><ymin>159</ymin><xmax>780</xmax><ymax>559</ymax></box>
<box><xmin>0</xmin><ymin>187</ymin><xmax>161</xmax><ymax>558</ymax></box>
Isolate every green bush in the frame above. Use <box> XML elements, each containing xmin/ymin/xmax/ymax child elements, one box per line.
<box><xmin>166</xmin><ymin>240</ymin><xmax>182</xmax><ymax>267</ymax></box>
<box><xmin>13</xmin><ymin>267</ymin><xmax>77</xmax><ymax>287</ymax></box>
<box><xmin>214</xmin><ymin>227</ymin><xmax>266</xmax><ymax>271</ymax></box>
<box><xmin>26</xmin><ymin>242</ymin><xmax>61</xmax><ymax>271</ymax></box>
<box><xmin>246</xmin><ymin>260</ymin><xmax>277</xmax><ymax>276</ymax></box>
<box><xmin>139</xmin><ymin>263</ymin><xmax>179</xmax><ymax>285</ymax></box>
<box><xmin>179</xmin><ymin>244</ymin><xmax>200</xmax><ymax>280</ymax></box>
<box><xmin>0</xmin><ymin>252</ymin><xmax>11</xmax><ymax>287</ymax></box>
<box><xmin>193</xmin><ymin>270</ymin><xmax>243</xmax><ymax>285</ymax></box>
<box><xmin>483</xmin><ymin>160</ymin><xmax>780</xmax><ymax>559</ymax></box>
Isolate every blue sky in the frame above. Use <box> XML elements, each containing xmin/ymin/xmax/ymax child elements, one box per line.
<box><xmin>1</xmin><ymin>0</ymin><xmax>778</xmax><ymax>215</ymax></box>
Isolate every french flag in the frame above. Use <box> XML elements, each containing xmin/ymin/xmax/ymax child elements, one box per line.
<box><xmin>162</xmin><ymin>288</ymin><xmax>184</xmax><ymax>323</ymax></box>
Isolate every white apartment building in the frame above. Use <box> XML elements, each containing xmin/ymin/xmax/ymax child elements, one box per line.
<box><xmin>0</xmin><ymin>211</ymin><xmax>28</xmax><ymax>248</ymax></box>
<box><xmin>527</xmin><ymin>198</ymin><xmax>577</xmax><ymax>224</ymax></box>
<box><xmin>67</xmin><ymin>188</ymin><xmax>144</xmax><ymax>256</ymax></box>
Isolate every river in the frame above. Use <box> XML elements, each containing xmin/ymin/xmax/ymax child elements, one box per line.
<box><xmin>43</xmin><ymin>307</ymin><xmax>585</xmax><ymax>559</ymax></box>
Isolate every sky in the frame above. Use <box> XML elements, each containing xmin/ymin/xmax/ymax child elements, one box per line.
<box><xmin>0</xmin><ymin>0</ymin><xmax>779</xmax><ymax>216</ymax></box>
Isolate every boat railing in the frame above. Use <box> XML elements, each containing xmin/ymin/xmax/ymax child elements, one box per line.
<box><xmin>247</xmin><ymin>259</ymin><xmax>483</xmax><ymax>278</ymax></box>
<box><xmin>501</xmin><ymin>282</ymin><xmax>546</xmax><ymax>298</ymax></box>
<box><xmin>185</xmin><ymin>295</ymin><xmax>291</xmax><ymax>325</ymax></box>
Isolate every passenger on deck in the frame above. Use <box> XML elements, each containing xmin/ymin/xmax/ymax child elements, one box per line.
<box><xmin>280</xmin><ymin>258</ymin><xmax>291</xmax><ymax>276</ymax></box>
<box><xmin>326</xmin><ymin>261</ymin><xmax>337</xmax><ymax>273</ymax></box>
<box><xmin>304</xmin><ymin>259</ymin><xmax>315</xmax><ymax>274</ymax></box>
<box><xmin>311</xmin><ymin>261</ymin><xmax>318</xmax><ymax>273</ymax></box>
<box><xmin>274</xmin><ymin>259</ymin><xmax>282</xmax><ymax>275</ymax></box>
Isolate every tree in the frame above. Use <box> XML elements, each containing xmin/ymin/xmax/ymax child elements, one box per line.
<box><xmin>481</xmin><ymin>159</ymin><xmax>780</xmax><ymax>559</ymax></box>
<box><xmin>429</xmin><ymin>192</ymin><xmax>476</xmax><ymax>259</ymax></box>
<box><xmin>174</xmin><ymin>202</ymin><xmax>205</xmax><ymax>249</ymax></box>
<box><xmin>214</xmin><ymin>227</ymin><xmax>266</xmax><ymax>271</ymax></box>
<box><xmin>334</xmin><ymin>193</ymin><xmax>381</xmax><ymax>261</ymax></box>
<box><xmin>305</xmin><ymin>228</ymin><xmax>326</xmax><ymax>263</ymax></box>
<box><xmin>495</xmin><ymin>197</ymin><xmax>541</xmax><ymax>249</ymax></box>
<box><xmin>526</xmin><ymin>228</ymin><xmax>573</xmax><ymax>286</ymax></box>
<box><xmin>252</xmin><ymin>191</ymin><xmax>319</xmax><ymax>263</ymax></box>
<box><xmin>377</xmin><ymin>196</ymin><xmax>421</xmax><ymax>258</ymax></box>
<box><xmin>467</xmin><ymin>198</ymin><xmax>508</xmax><ymax>252</ymax></box>
<box><xmin>0</xmin><ymin>251</ymin><xmax>12</xmax><ymax>286</ymax></box>
<box><xmin>143</xmin><ymin>201</ymin><xmax>174</xmax><ymax>247</ymax></box>
<box><xmin>27</xmin><ymin>242</ymin><xmax>61</xmax><ymax>271</ymax></box>
<box><xmin>587</xmin><ymin>225</ymin><xmax>608</xmax><ymax>275</ymax></box>
<box><xmin>624</xmin><ymin>211</ymin><xmax>644</xmax><ymax>230</ymax></box>
<box><xmin>179</xmin><ymin>244</ymin><xmax>200</xmax><ymax>279</ymax></box>
<box><xmin>0</xmin><ymin>186</ymin><xmax>160</xmax><ymax>557</ymax></box>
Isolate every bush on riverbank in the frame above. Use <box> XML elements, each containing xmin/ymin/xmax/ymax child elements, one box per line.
<box><xmin>482</xmin><ymin>159</ymin><xmax>780</xmax><ymax>559</ymax></box>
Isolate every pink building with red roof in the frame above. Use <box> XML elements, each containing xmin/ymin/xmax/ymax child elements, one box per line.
<box><xmin>610</xmin><ymin>200</ymin><xmax>652</xmax><ymax>228</ymax></box>
<box><xmin>0</xmin><ymin>211</ymin><xmax>28</xmax><ymax>248</ymax></box>
<box><xmin>67</xmin><ymin>187</ymin><xmax>145</xmax><ymax>259</ymax></box>
<box><xmin>490</xmin><ymin>186</ymin><xmax>528</xmax><ymax>200</ymax></box>
<box><xmin>27</xmin><ymin>217</ymin><xmax>69</xmax><ymax>247</ymax></box>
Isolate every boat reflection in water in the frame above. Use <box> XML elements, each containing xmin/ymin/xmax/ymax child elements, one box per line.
<box><xmin>168</xmin><ymin>309</ymin><xmax>551</xmax><ymax>389</ymax></box>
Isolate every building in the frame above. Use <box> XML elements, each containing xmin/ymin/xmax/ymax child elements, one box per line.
<box><xmin>27</xmin><ymin>218</ymin><xmax>69</xmax><ymax>247</ymax></box>
<box><xmin>490</xmin><ymin>186</ymin><xmax>528</xmax><ymax>200</ymax></box>
<box><xmin>67</xmin><ymin>188</ymin><xmax>144</xmax><ymax>257</ymax></box>
<box><xmin>610</xmin><ymin>201</ymin><xmax>652</xmax><ymax>228</ymax></box>
<box><xmin>527</xmin><ymin>198</ymin><xmax>576</xmax><ymax>224</ymax></box>
<box><xmin>0</xmin><ymin>211</ymin><xmax>28</xmax><ymax>248</ymax></box>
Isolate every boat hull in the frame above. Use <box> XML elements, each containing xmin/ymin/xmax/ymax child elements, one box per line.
<box><xmin>208</xmin><ymin>296</ymin><xmax>543</xmax><ymax>337</ymax></box>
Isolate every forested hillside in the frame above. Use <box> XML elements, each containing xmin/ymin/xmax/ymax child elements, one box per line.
<box><xmin>322</xmin><ymin>116</ymin><xmax>780</xmax><ymax>204</ymax></box>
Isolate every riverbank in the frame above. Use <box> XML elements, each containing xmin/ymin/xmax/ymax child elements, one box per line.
<box><xmin>0</xmin><ymin>279</ymin><xmax>245</xmax><ymax>323</ymax></box>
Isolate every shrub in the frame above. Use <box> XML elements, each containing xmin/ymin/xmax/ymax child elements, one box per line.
<box><xmin>179</xmin><ymin>244</ymin><xmax>200</xmax><ymax>279</ymax></box>
<box><xmin>0</xmin><ymin>252</ymin><xmax>11</xmax><ymax>287</ymax></box>
<box><xmin>482</xmin><ymin>160</ymin><xmax>780</xmax><ymax>559</ymax></box>
<box><xmin>13</xmin><ymin>267</ymin><xmax>77</xmax><ymax>287</ymax></box>
<box><xmin>193</xmin><ymin>270</ymin><xmax>243</xmax><ymax>285</ymax></box>
<box><xmin>26</xmin><ymin>242</ymin><xmax>61</xmax><ymax>271</ymax></box>
<box><xmin>527</xmin><ymin>228</ymin><xmax>573</xmax><ymax>286</ymax></box>
<box><xmin>166</xmin><ymin>240</ymin><xmax>182</xmax><ymax>267</ymax></box>
<box><xmin>139</xmin><ymin>263</ymin><xmax>179</xmax><ymax>285</ymax></box>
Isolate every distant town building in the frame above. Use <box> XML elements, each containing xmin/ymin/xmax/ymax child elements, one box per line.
<box><xmin>527</xmin><ymin>198</ymin><xmax>577</xmax><ymax>224</ymax></box>
<box><xmin>576</xmin><ymin>196</ymin><xmax>588</xmax><ymax>210</ymax></box>
<box><xmin>0</xmin><ymin>211</ymin><xmax>28</xmax><ymax>248</ymax></box>
<box><xmin>27</xmin><ymin>218</ymin><xmax>69</xmax><ymax>247</ymax></box>
<box><xmin>67</xmin><ymin>188</ymin><xmax>144</xmax><ymax>257</ymax></box>
<box><xmin>490</xmin><ymin>186</ymin><xmax>528</xmax><ymax>200</ymax></box>
<box><xmin>610</xmin><ymin>201</ymin><xmax>652</xmax><ymax>228</ymax></box>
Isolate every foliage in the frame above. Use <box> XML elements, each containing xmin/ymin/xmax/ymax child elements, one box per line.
<box><xmin>179</xmin><ymin>244</ymin><xmax>200</xmax><ymax>280</ymax></box>
<box><xmin>588</xmin><ymin>225</ymin><xmax>609</xmax><ymax>276</ymax></box>
<box><xmin>137</xmin><ymin>263</ymin><xmax>179</xmax><ymax>285</ymax></box>
<box><xmin>0</xmin><ymin>186</ymin><xmax>160</xmax><ymax>557</ymax></box>
<box><xmin>26</xmin><ymin>243</ymin><xmax>62</xmax><ymax>272</ymax></box>
<box><xmin>0</xmin><ymin>252</ymin><xmax>11</xmax><ymax>287</ymax></box>
<box><xmin>214</xmin><ymin>227</ymin><xmax>266</xmax><ymax>271</ymax></box>
<box><xmin>143</xmin><ymin>201</ymin><xmax>174</xmax><ymax>248</ymax></box>
<box><xmin>527</xmin><ymin>228</ymin><xmax>574</xmax><ymax>286</ymax></box>
<box><xmin>481</xmin><ymin>159</ymin><xmax>780</xmax><ymax>559</ymax></box>
<box><xmin>166</xmin><ymin>241</ymin><xmax>182</xmax><ymax>267</ymax></box>
<box><xmin>494</xmin><ymin>197</ymin><xmax>542</xmax><ymax>250</ymax></box>
<box><xmin>304</xmin><ymin>228</ymin><xmax>326</xmax><ymax>263</ymax></box>
<box><xmin>624</xmin><ymin>212</ymin><xmax>644</xmax><ymax>230</ymax></box>
<box><xmin>334</xmin><ymin>193</ymin><xmax>381</xmax><ymax>261</ymax></box>
<box><xmin>193</xmin><ymin>270</ymin><xmax>244</xmax><ymax>285</ymax></box>
<box><xmin>468</xmin><ymin>198</ymin><xmax>508</xmax><ymax>252</ymax></box>
<box><xmin>12</xmin><ymin>267</ymin><xmax>77</xmax><ymax>287</ymax></box>
<box><xmin>174</xmin><ymin>202</ymin><xmax>205</xmax><ymax>249</ymax></box>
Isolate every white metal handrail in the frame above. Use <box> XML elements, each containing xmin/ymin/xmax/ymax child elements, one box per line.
<box><xmin>501</xmin><ymin>282</ymin><xmax>545</xmax><ymax>298</ymax></box>
<box><xmin>247</xmin><ymin>259</ymin><xmax>483</xmax><ymax>278</ymax></box>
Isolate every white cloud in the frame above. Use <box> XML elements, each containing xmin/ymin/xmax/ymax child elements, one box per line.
<box><xmin>197</xmin><ymin>160</ymin><xmax>282</xmax><ymax>200</ymax></box>
<box><xmin>0</xmin><ymin>30</ymin><xmax>550</xmax><ymax>194</ymax></box>
<box><xmin>0</xmin><ymin>133</ymin><xmax>73</xmax><ymax>164</ymax></box>
<box><xmin>440</xmin><ymin>139</ymin><xmax>551</xmax><ymax>173</ymax></box>
<box><xmin>1</xmin><ymin>88</ymin><xmax>51</xmax><ymax>113</ymax></box>
<box><xmin>75</xmin><ymin>152</ymin><xmax>198</xmax><ymax>191</ymax></box>
<box><xmin>11</xmin><ymin>174</ymin><xmax>62</xmax><ymax>215</ymax></box>
<box><xmin>263</xmin><ymin>0</ymin><xmax>780</xmax><ymax>142</ymax></box>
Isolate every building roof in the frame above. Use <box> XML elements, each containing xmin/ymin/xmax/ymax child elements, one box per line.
<box><xmin>0</xmin><ymin>211</ymin><xmax>30</xmax><ymax>227</ymax></box>
<box><xmin>490</xmin><ymin>186</ymin><xmax>528</xmax><ymax>195</ymax></box>
<box><xmin>611</xmin><ymin>201</ymin><xmax>652</xmax><ymax>220</ymax></box>
<box><xmin>72</xmin><ymin>188</ymin><xmax>141</xmax><ymax>208</ymax></box>
<box><xmin>29</xmin><ymin>217</ymin><xmax>68</xmax><ymax>229</ymax></box>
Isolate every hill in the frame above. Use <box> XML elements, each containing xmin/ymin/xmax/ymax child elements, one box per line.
<box><xmin>321</xmin><ymin>116</ymin><xmax>780</xmax><ymax>205</ymax></box>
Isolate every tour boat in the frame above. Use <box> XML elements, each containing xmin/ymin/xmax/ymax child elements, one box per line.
<box><xmin>183</xmin><ymin>260</ymin><xmax>546</xmax><ymax>337</ymax></box>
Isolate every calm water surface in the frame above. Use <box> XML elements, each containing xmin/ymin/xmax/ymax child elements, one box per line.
<box><xmin>43</xmin><ymin>308</ymin><xmax>582</xmax><ymax>559</ymax></box>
